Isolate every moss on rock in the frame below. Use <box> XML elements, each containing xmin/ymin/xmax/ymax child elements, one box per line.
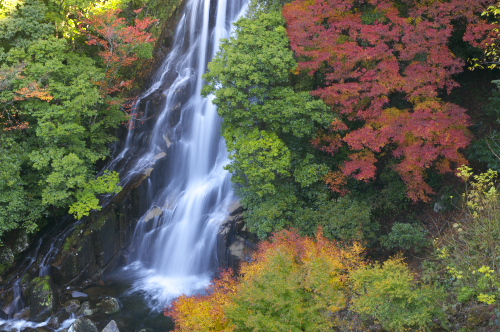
<box><xmin>29</xmin><ymin>276</ymin><xmax>57</xmax><ymax>322</ymax></box>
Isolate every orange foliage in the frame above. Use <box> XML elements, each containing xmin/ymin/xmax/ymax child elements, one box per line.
<box><xmin>165</xmin><ymin>269</ymin><xmax>237</xmax><ymax>332</ymax></box>
<box><xmin>247</xmin><ymin>229</ymin><xmax>363</xmax><ymax>274</ymax></box>
<box><xmin>14</xmin><ymin>81</ymin><xmax>53</xmax><ymax>102</ymax></box>
<box><xmin>324</xmin><ymin>170</ymin><xmax>349</xmax><ymax>196</ymax></box>
<box><xmin>1</xmin><ymin>80</ymin><xmax>53</xmax><ymax>130</ymax></box>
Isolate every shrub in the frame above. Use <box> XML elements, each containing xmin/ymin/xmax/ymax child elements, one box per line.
<box><xmin>166</xmin><ymin>230</ymin><xmax>364</xmax><ymax>331</ymax></box>
<box><xmin>351</xmin><ymin>258</ymin><xmax>445</xmax><ymax>332</ymax></box>
<box><xmin>381</xmin><ymin>222</ymin><xmax>430</xmax><ymax>254</ymax></box>
<box><xmin>434</xmin><ymin>166</ymin><xmax>500</xmax><ymax>305</ymax></box>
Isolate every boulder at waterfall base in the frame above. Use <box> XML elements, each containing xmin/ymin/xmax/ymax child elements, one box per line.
<box><xmin>29</xmin><ymin>276</ymin><xmax>57</xmax><ymax>322</ymax></box>
<box><xmin>101</xmin><ymin>320</ymin><xmax>119</xmax><ymax>332</ymax></box>
<box><xmin>96</xmin><ymin>297</ymin><xmax>121</xmax><ymax>315</ymax></box>
<box><xmin>69</xmin><ymin>317</ymin><xmax>98</xmax><ymax>332</ymax></box>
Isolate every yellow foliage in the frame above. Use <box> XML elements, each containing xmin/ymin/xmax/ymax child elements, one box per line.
<box><xmin>166</xmin><ymin>269</ymin><xmax>236</xmax><ymax>332</ymax></box>
<box><xmin>14</xmin><ymin>82</ymin><xmax>53</xmax><ymax>101</ymax></box>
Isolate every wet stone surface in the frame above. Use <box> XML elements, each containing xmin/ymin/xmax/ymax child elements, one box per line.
<box><xmin>96</xmin><ymin>297</ymin><xmax>120</xmax><ymax>315</ymax></box>
<box><xmin>62</xmin><ymin>300</ymin><xmax>80</xmax><ymax>314</ymax></box>
<box><xmin>101</xmin><ymin>320</ymin><xmax>118</xmax><ymax>332</ymax></box>
<box><xmin>68</xmin><ymin>318</ymin><xmax>98</xmax><ymax>332</ymax></box>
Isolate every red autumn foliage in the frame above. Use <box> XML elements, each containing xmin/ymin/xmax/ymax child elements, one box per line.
<box><xmin>284</xmin><ymin>0</ymin><xmax>494</xmax><ymax>201</ymax></box>
<box><xmin>80</xmin><ymin>9</ymin><xmax>158</xmax><ymax>95</ymax></box>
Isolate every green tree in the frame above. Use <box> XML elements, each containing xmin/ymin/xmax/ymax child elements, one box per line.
<box><xmin>432</xmin><ymin>167</ymin><xmax>500</xmax><ymax>305</ymax></box>
<box><xmin>167</xmin><ymin>231</ymin><xmax>445</xmax><ymax>331</ymax></box>
<box><xmin>204</xmin><ymin>2</ymin><xmax>352</xmax><ymax>238</ymax></box>
<box><xmin>0</xmin><ymin>36</ymin><xmax>123</xmax><ymax>238</ymax></box>
<box><xmin>0</xmin><ymin>0</ymin><xmax>161</xmax><ymax>240</ymax></box>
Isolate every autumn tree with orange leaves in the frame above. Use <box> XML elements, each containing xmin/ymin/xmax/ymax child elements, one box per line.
<box><xmin>166</xmin><ymin>230</ymin><xmax>364</xmax><ymax>331</ymax></box>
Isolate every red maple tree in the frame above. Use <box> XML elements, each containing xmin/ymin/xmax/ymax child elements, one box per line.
<box><xmin>80</xmin><ymin>8</ymin><xmax>158</xmax><ymax>95</ymax></box>
<box><xmin>284</xmin><ymin>0</ymin><xmax>494</xmax><ymax>201</ymax></box>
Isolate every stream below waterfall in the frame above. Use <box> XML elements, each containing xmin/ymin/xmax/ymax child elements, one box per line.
<box><xmin>1</xmin><ymin>0</ymin><xmax>248</xmax><ymax>330</ymax></box>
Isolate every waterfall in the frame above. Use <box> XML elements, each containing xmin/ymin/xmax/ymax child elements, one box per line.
<box><xmin>111</xmin><ymin>0</ymin><xmax>248</xmax><ymax>310</ymax></box>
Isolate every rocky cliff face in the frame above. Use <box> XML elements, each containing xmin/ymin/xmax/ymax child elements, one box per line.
<box><xmin>217</xmin><ymin>203</ymin><xmax>258</xmax><ymax>271</ymax></box>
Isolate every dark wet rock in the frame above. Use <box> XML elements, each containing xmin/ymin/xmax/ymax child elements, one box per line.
<box><xmin>96</xmin><ymin>297</ymin><xmax>121</xmax><ymax>315</ymax></box>
<box><xmin>0</xmin><ymin>324</ymin><xmax>11</xmax><ymax>332</ymax></box>
<box><xmin>68</xmin><ymin>317</ymin><xmax>98</xmax><ymax>332</ymax></box>
<box><xmin>217</xmin><ymin>202</ymin><xmax>257</xmax><ymax>270</ymax></box>
<box><xmin>52</xmin><ymin>236</ymin><xmax>96</xmax><ymax>285</ymax></box>
<box><xmin>76</xmin><ymin>190</ymin><xmax>138</xmax><ymax>278</ymax></box>
<box><xmin>76</xmin><ymin>302</ymin><xmax>97</xmax><ymax>317</ymax></box>
<box><xmin>62</xmin><ymin>299</ymin><xmax>81</xmax><ymax>314</ymax></box>
<box><xmin>13</xmin><ymin>231</ymin><xmax>30</xmax><ymax>256</ymax></box>
<box><xmin>72</xmin><ymin>291</ymin><xmax>88</xmax><ymax>299</ymax></box>
<box><xmin>0</xmin><ymin>308</ymin><xmax>8</xmax><ymax>320</ymax></box>
<box><xmin>143</xmin><ymin>312</ymin><xmax>174</xmax><ymax>332</ymax></box>
<box><xmin>29</xmin><ymin>276</ymin><xmax>57</xmax><ymax>322</ymax></box>
<box><xmin>35</xmin><ymin>327</ymin><xmax>54</xmax><ymax>332</ymax></box>
<box><xmin>13</xmin><ymin>307</ymin><xmax>30</xmax><ymax>320</ymax></box>
<box><xmin>51</xmin><ymin>202</ymin><xmax>137</xmax><ymax>285</ymax></box>
<box><xmin>109</xmin><ymin>316</ymin><xmax>134</xmax><ymax>332</ymax></box>
<box><xmin>82</xmin><ymin>286</ymin><xmax>119</xmax><ymax>299</ymax></box>
<box><xmin>20</xmin><ymin>328</ymin><xmax>36</xmax><ymax>332</ymax></box>
<box><xmin>101</xmin><ymin>320</ymin><xmax>119</xmax><ymax>332</ymax></box>
<box><xmin>48</xmin><ymin>311</ymin><xmax>71</xmax><ymax>329</ymax></box>
<box><xmin>0</xmin><ymin>230</ymin><xmax>29</xmax><ymax>274</ymax></box>
<box><xmin>0</xmin><ymin>247</ymin><xmax>14</xmax><ymax>267</ymax></box>
<box><xmin>0</xmin><ymin>288</ymin><xmax>14</xmax><ymax>315</ymax></box>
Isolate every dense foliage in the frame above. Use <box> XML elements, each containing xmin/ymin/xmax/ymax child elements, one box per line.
<box><xmin>432</xmin><ymin>167</ymin><xmax>500</xmax><ymax>305</ymax></box>
<box><xmin>204</xmin><ymin>1</ymin><xmax>382</xmax><ymax>239</ymax></box>
<box><xmin>284</xmin><ymin>0</ymin><xmax>494</xmax><ymax>202</ymax></box>
<box><xmin>167</xmin><ymin>230</ymin><xmax>445</xmax><ymax>332</ymax></box>
<box><xmin>194</xmin><ymin>0</ymin><xmax>500</xmax><ymax>330</ymax></box>
<box><xmin>0</xmin><ymin>0</ymin><xmax>158</xmax><ymax>239</ymax></box>
<box><xmin>205</xmin><ymin>0</ymin><xmax>500</xmax><ymax>239</ymax></box>
<box><xmin>4</xmin><ymin>0</ymin><xmax>500</xmax><ymax>329</ymax></box>
<box><xmin>205</xmin><ymin>5</ymin><xmax>329</xmax><ymax>238</ymax></box>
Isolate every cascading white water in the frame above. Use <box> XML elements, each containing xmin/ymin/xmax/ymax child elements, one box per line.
<box><xmin>112</xmin><ymin>0</ymin><xmax>248</xmax><ymax>310</ymax></box>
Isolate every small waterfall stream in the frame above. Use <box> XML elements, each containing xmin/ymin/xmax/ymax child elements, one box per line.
<box><xmin>110</xmin><ymin>0</ymin><xmax>248</xmax><ymax>311</ymax></box>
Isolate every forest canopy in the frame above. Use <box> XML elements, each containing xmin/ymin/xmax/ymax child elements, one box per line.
<box><xmin>0</xmin><ymin>0</ymin><xmax>161</xmax><ymax>240</ymax></box>
<box><xmin>205</xmin><ymin>0</ymin><xmax>498</xmax><ymax>238</ymax></box>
